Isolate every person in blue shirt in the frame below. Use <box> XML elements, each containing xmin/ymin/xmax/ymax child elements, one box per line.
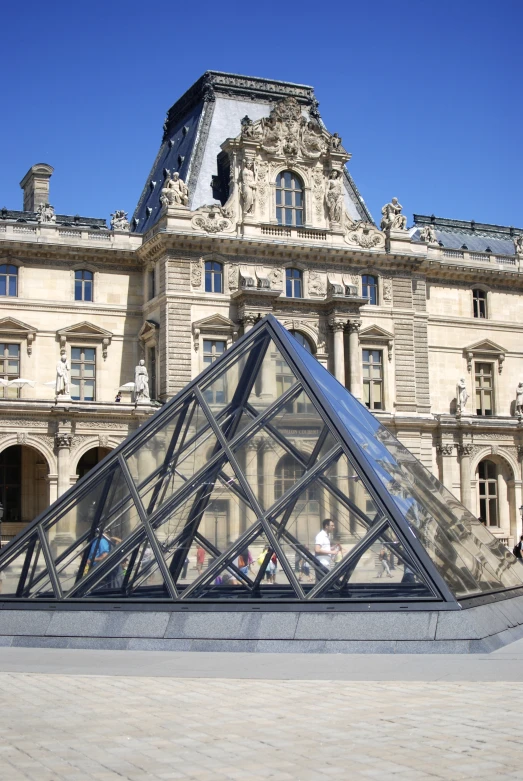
<box><xmin>88</xmin><ymin>531</ymin><xmax>112</xmax><ymax>569</ymax></box>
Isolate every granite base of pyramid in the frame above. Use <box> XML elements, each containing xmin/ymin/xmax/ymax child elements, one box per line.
<box><xmin>1</xmin><ymin>594</ymin><xmax>523</xmax><ymax>653</ymax></box>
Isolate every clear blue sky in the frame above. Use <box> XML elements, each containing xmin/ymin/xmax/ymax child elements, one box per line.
<box><xmin>2</xmin><ymin>0</ymin><xmax>522</xmax><ymax>228</ymax></box>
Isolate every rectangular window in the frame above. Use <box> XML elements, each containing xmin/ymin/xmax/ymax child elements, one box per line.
<box><xmin>362</xmin><ymin>349</ymin><xmax>383</xmax><ymax>410</ymax></box>
<box><xmin>203</xmin><ymin>340</ymin><xmax>226</xmax><ymax>404</ymax></box>
<box><xmin>475</xmin><ymin>362</ymin><xmax>493</xmax><ymax>416</ymax></box>
<box><xmin>148</xmin><ymin>268</ymin><xmax>156</xmax><ymax>300</ymax></box>
<box><xmin>71</xmin><ymin>347</ymin><xmax>96</xmax><ymax>401</ymax></box>
<box><xmin>0</xmin><ymin>343</ymin><xmax>20</xmax><ymax>399</ymax></box>
<box><xmin>148</xmin><ymin>346</ymin><xmax>156</xmax><ymax>400</ymax></box>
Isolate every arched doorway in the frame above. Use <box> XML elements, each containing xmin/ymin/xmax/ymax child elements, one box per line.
<box><xmin>0</xmin><ymin>445</ymin><xmax>50</xmax><ymax>545</ymax></box>
<box><xmin>76</xmin><ymin>447</ymin><xmax>111</xmax><ymax>479</ymax></box>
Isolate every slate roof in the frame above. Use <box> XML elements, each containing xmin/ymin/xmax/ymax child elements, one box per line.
<box><xmin>0</xmin><ymin>208</ymin><xmax>108</xmax><ymax>229</ymax></box>
<box><xmin>412</xmin><ymin>214</ymin><xmax>522</xmax><ymax>256</ymax></box>
<box><xmin>131</xmin><ymin>71</ymin><xmax>373</xmax><ymax>234</ymax></box>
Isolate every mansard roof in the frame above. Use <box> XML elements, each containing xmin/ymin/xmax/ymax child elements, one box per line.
<box><xmin>131</xmin><ymin>71</ymin><xmax>372</xmax><ymax>235</ymax></box>
<box><xmin>412</xmin><ymin>214</ymin><xmax>523</xmax><ymax>256</ymax></box>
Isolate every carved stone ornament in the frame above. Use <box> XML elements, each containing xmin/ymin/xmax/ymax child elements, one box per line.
<box><xmin>419</xmin><ymin>224</ymin><xmax>438</xmax><ymax>245</ymax></box>
<box><xmin>514</xmin><ymin>235</ymin><xmax>523</xmax><ymax>256</ymax></box>
<box><xmin>110</xmin><ymin>210</ymin><xmax>130</xmax><ymax>231</ymax></box>
<box><xmin>160</xmin><ymin>171</ymin><xmax>189</xmax><ymax>208</ymax></box>
<box><xmin>36</xmin><ymin>203</ymin><xmax>56</xmax><ymax>224</ymax></box>
<box><xmin>437</xmin><ymin>444</ymin><xmax>454</xmax><ymax>457</ymax></box>
<box><xmin>17</xmin><ymin>432</ymin><xmax>28</xmax><ymax>445</ymax></box>
<box><xmin>191</xmin><ymin>260</ymin><xmax>202</xmax><ymax>288</ymax></box>
<box><xmin>256</xmin><ymin>97</ymin><xmax>343</xmax><ymax>160</ymax></box>
<box><xmin>516</xmin><ymin>382</ymin><xmax>523</xmax><ymax>416</ymax></box>
<box><xmin>325</xmin><ymin>170</ymin><xmax>344</xmax><ymax>224</ymax></box>
<box><xmin>345</xmin><ymin>221</ymin><xmax>385</xmax><ymax>249</ymax></box>
<box><xmin>329</xmin><ymin>318</ymin><xmax>346</xmax><ymax>332</ymax></box>
<box><xmin>55</xmin><ymin>433</ymin><xmax>73</xmax><ymax>449</ymax></box>
<box><xmin>228</xmin><ymin>264</ymin><xmax>239</xmax><ymax>291</ymax></box>
<box><xmin>380</xmin><ymin>198</ymin><xmax>407</xmax><ymax>231</ymax></box>
<box><xmin>383</xmin><ymin>277</ymin><xmax>393</xmax><ymax>303</ymax></box>
<box><xmin>256</xmin><ymin>161</ymin><xmax>270</xmax><ymax>211</ymax></box>
<box><xmin>308</xmin><ymin>270</ymin><xmax>326</xmax><ymax>297</ymax></box>
<box><xmin>458</xmin><ymin>444</ymin><xmax>474</xmax><ymax>457</ymax></box>
<box><xmin>191</xmin><ymin>205</ymin><xmax>232</xmax><ymax>234</ymax></box>
<box><xmin>99</xmin><ymin>434</ymin><xmax>110</xmax><ymax>448</ymax></box>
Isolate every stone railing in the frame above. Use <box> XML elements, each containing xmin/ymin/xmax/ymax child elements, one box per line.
<box><xmin>434</xmin><ymin>245</ymin><xmax>521</xmax><ymax>270</ymax></box>
<box><xmin>0</xmin><ymin>221</ymin><xmax>142</xmax><ymax>250</ymax></box>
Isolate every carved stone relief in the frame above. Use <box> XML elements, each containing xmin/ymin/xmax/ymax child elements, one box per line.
<box><xmin>383</xmin><ymin>278</ymin><xmax>393</xmax><ymax>303</ymax></box>
<box><xmin>308</xmin><ymin>270</ymin><xmax>326</xmax><ymax>297</ymax></box>
<box><xmin>269</xmin><ymin>267</ymin><xmax>283</xmax><ymax>289</ymax></box>
<box><xmin>191</xmin><ymin>205</ymin><xmax>232</xmax><ymax>234</ymax></box>
<box><xmin>191</xmin><ymin>260</ymin><xmax>202</xmax><ymax>288</ymax></box>
<box><xmin>345</xmin><ymin>221</ymin><xmax>385</xmax><ymax>249</ymax></box>
<box><xmin>228</xmin><ymin>264</ymin><xmax>239</xmax><ymax>291</ymax></box>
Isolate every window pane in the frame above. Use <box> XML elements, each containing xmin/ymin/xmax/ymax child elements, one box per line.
<box><xmin>71</xmin><ymin>382</ymin><xmax>81</xmax><ymax>400</ymax></box>
<box><xmin>285</xmin><ymin>209</ymin><xmax>293</xmax><ymax>225</ymax></box>
<box><xmin>0</xmin><ymin>278</ymin><xmax>6</xmax><ymax>297</ymax></box>
<box><xmin>84</xmin><ymin>281</ymin><xmax>93</xmax><ymax>301</ymax></box>
<box><xmin>8</xmin><ymin>344</ymin><xmax>19</xmax><ymax>357</ymax></box>
<box><xmin>83</xmin><ymin>365</ymin><xmax>95</xmax><ymax>378</ymax></box>
<box><xmin>8</xmin><ymin>276</ymin><xmax>17</xmax><ymax>297</ymax></box>
<box><xmin>214</xmin><ymin>273</ymin><xmax>222</xmax><ymax>294</ymax></box>
<box><xmin>83</xmin><ymin>381</ymin><xmax>95</xmax><ymax>401</ymax></box>
<box><xmin>71</xmin><ymin>348</ymin><xmax>81</xmax><ymax>360</ymax></box>
<box><xmin>276</xmin><ymin>207</ymin><xmax>282</xmax><ymax>224</ymax></box>
<box><xmin>295</xmin><ymin>191</ymin><xmax>302</xmax><ymax>207</ymax></box>
<box><xmin>276</xmin><ymin>190</ymin><xmax>281</xmax><ymax>205</ymax></box>
<box><xmin>285</xmin><ymin>190</ymin><xmax>293</xmax><ymax>206</ymax></box>
<box><xmin>75</xmin><ymin>281</ymin><xmax>83</xmax><ymax>300</ymax></box>
<box><xmin>295</xmin><ymin>211</ymin><xmax>303</xmax><ymax>226</ymax></box>
<box><xmin>71</xmin><ymin>364</ymin><xmax>81</xmax><ymax>378</ymax></box>
<box><xmin>84</xmin><ymin>349</ymin><xmax>95</xmax><ymax>361</ymax></box>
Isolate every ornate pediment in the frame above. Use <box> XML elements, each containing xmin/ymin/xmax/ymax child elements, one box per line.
<box><xmin>57</xmin><ymin>321</ymin><xmax>113</xmax><ymax>359</ymax></box>
<box><xmin>192</xmin><ymin>314</ymin><xmax>238</xmax><ymax>350</ymax></box>
<box><xmin>191</xmin><ymin>204</ymin><xmax>234</xmax><ymax>234</ymax></box>
<box><xmin>0</xmin><ymin>317</ymin><xmax>37</xmax><ymax>354</ymax></box>
<box><xmin>359</xmin><ymin>325</ymin><xmax>394</xmax><ymax>361</ymax></box>
<box><xmin>464</xmin><ymin>339</ymin><xmax>506</xmax><ymax>373</ymax></box>
<box><xmin>138</xmin><ymin>320</ymin><xmax>159</xmax><ymax>343</ymax></box>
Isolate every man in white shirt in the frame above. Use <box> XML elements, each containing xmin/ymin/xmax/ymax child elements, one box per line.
<box><xmin>315</xmin><ymin>519</ymin><xmax>337</xmax><ymax>581</ymax></box>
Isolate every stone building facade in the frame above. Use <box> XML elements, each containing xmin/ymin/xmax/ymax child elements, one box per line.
<box><xmin>1</xmin><ymin>71</ymin><xmax>523</xmax><ymax>548</ymax></box>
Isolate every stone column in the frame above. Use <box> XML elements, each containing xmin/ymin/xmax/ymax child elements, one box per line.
<box><xmin>56</xmin><ymin>433</ymin><xmax>72</xmax><ymax>498</ymax></box>
<box><xmin>329</xmin><ymin>319</ymin><xmax>346</xmax><ymax>385</ymax></box>
<box><xmin>348</xmin><ymin>320</ymin><xmax>362</xmax><ymax>399</ymax></box>
<box><xmin>437</xmin><ymin>443</ymin><xmax>455</xmax><ymax>494</ymax></box>
<box><xmin>458</xmin><ymin>443</ymin><xmax>473</xmax><ymax>512</ymax></box>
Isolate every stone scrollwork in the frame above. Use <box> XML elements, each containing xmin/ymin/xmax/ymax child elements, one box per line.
<box><xmin>312</xmin><ymin>167</ymin><xmax>325</xmax><ymax>220</ymax></box>
<box><xmin>191</xmin><ymin>205</ymin><xmax>232</xmax><ymax>234</ymax></box>
<box><xmin>55</xmin><ymin>433</ymin><xmax>73</xmax><ymax>449</ymax></box>
<box><xmin>383</xmin><ymin>277</ymin><xmax>393</xmax><ymax>303</ymax></box>
<box><xmin>228</xmin><ymin>264</ymin><xmax>239</xmax><ymax>291</ymax></box>
<box><xmin>256</xmin><ymin>161</ymin><xmax>270</xmax><ymax>211</ymax></box>
<box><xmin>345</xmin><ymin>221</ymin><xmax>385</xmax><ymax>249</ymax></box>
<box><xmin>191</xmin><ymin>260</ymin><xmax>202</xmax><ymax>289</ymax></box>
<box><xmin>437</xmin><ymin>443</ymin><xmax>454</xmax><ymax>457</ymax></box>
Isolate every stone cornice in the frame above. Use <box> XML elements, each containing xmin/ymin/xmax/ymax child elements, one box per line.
<box><xmin>0</xmin><ymin>299</ymin><xmax>142</xmax><ymax>318</ymax></box>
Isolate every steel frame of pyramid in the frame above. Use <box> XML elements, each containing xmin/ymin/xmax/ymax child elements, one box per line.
<box><xmin>0</xmin><ymin>315</ymin><xmax>522</xmax><ymax>608</ymax></box>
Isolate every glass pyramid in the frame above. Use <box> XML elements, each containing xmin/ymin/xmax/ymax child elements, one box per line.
<box><xmin>0</xmin><ymin>315</ymin><xmax>521</xmax><ymax>604</ymax></box>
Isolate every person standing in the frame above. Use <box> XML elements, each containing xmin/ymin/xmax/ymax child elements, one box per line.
<box><xmin>513</xmin><ymin>535</ymin><xmax>523</xmax><ymax>560</ymax></box>
<box><xmin>314</xmin><ymin>519</ymin><xmax>338</xmax><ymax>581</ymax></box>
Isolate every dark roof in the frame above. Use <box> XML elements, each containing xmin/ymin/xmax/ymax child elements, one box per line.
<box><xmin>412</xmin><ymin>214</ymin><xmax>522</xmax><ymax>255</ymax></box>
<box><xmin>0</xmin><ymin>208</ymin><xmax>107</xmax><ymax>229</ymax></box>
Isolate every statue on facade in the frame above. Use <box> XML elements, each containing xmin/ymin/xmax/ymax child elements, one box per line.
<box><xmin>456</xmin><ymin>377</ymin><xmax>468</xmax><ymax>413</ymax></box>
<box><xmin>36</xmin><ymin>203</ymin><xmax>56</xmax><ymax>224</ymax></box>
<box><xmin>56</xmin><ymin>349</ymin><xmax>71</xmax><ymax>398</ymax></box>
<box><xmin>134</xmin><ymin>359</ymin><xmax>150</xmax><ymax>402</ymax></box>
<box><xmin>160</xmin><ymin>171</ymin><xmax>189</xmax><ymax>208</ymax></box>
<box><xmin>380</xmin><ymin>197</ymin><xmax>407</xmax><ymax>231</ymax></box>
<box><xmin>240</xmin><ymin>160</ymin><xmax>256</xmax><ymax>215</ymax></box>
<box><xmin>514</xmin><ymin>235</ymin><xmax>523</xmax><ymax>256</ymax></box>
<box><xmin>240</xmin><ymin>115</ymin><xmax>262</xmax><ymax>141</ymax></box>
<box><xmin>110</xmin><ymin>210</ymin><xmax>130</xmax><ymax>231</ymax></box>
<box><xmin>330</xmin><ymin>132</ymin><xmax>342</xmax><ymax>150</ymax></box>
<box><xmin>516</xmin><ymin>382</ymin><xmax>523</xmax><ymax>416</ymax></box>
<box><xmin>419</xmin><ymin>224</ymin><xmax>438</xmax><ymax>245</ymax></box>
<box><xmin>301</xmin><ymin>120</ymin><xmax>325</xmax><ymax>157</ymax></box>
<box><xmin>325</xmin><ymin>170</ymin><xmax>343</xmax><ymax>223</ymax></box>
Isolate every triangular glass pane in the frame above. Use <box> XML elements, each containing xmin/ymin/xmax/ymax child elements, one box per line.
<box><xmin>150</xmin><ymin>466</ymin><xmax>261</xmax><ymax>592</ymax></box>
<box><xmin>233</xmin><ymin>425</ymin><xmax>306</xmax><ymax>511</ymax></box>
<box><xmin>199</xmin><ymin>337</ymin><xmax>264</xmax><ymax>417</ymax></box>
<box><xmin>190</xmin><ymin>531</ymin><xmax>295</xmax><ymax>600</ymax></box>
<box><xmin>139</xmin><ymin>425</ymin><xmax>221</xmax><ymax>517</ymax></box>
<box><xmin>317</xmin><ymin>525</ymin><xmax>434</xmax><ymax>600</ymax></box>
<box><xmin>246</xmin><ymin>340</ymin><xmax>298</xmax><ymax>414</ymax></box>
<box><xmin>0</xmin><ymin>533</ymin><xmax>48</xmax><ymax>597</ymax></box>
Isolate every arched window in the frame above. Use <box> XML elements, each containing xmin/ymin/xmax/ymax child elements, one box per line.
<box><xmin>275</xmin><ymin>454</ymin><xmax>318</xmax><ymax>501</ymax></box>
<box><xmin>362</xmin><ymin>274</ymin><xmax>378</xmax><ymax>306</ymax></box>
<box><xmin>276</xmin><ymin>171</ymin><xmax>304</xmax><ymax>226</ymax></box>
<box><xmin>473</xmin><ymin>289</ymin><xmax>487</xmax><ymax>319</ymax></box>
<box><xmin>205</xmin><ymin>261</ymin><xmax>223</xmax><ymax>293</ymax></box>
<box><xmin>286</xmin><ymin>268</ymin><xmax>302</xmax><ymax>298</ymax></box>
<box><xmin>478</xmin><ymin>460</ymin><xmax>498</xmax><ymax>526</ymax></box>
<box><xmin>0</xmin><ymin>265</ymin><xmax>18</xmax><ymax>297</ymax></box>
<box><xmin>74</xmin><ymin>270</ymin><xmax>93</xmax><ymax>302</ymax></box>
<box><xmin>290</xmin><ymin>331</ymin><xmax>313</xmax><ymax>353</ymax></box>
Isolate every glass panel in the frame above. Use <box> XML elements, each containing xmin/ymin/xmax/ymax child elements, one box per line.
<box><xmin>245</xmin><ymin>340</ymin><xmax>299</xmax><ymax>415</ymax></box>
<box><xmin>317</xmin><ymin>525</ymin><xmax>434</xmax><ymax>600</ymax></box>
<box><xmin>0</xmin><ymin>278</ymin><xmax>6</xmax><ymax>297</ymax></box>
<box><xmin>0</xmin><ymin>534</ymin><xmax>47</xmax><ymax>597</ymax></box>
<box><xmin>199</xmin><ymin>338</ymin><xmax>263</xmax><ymax>418</ymax></box>
<box><xmin>71</xmin><ymin>348</ymin><xmax>81</xmax><ymax>360</ymax></box>
<box><xmin>286</xmin><ymin>337</ymin><xmax>523</xmax><ymax>598</ymax></box>
<box><xmin>267</xmin><ymin>388</ymin><xmax>323</xmax><ymax>459</ymax></box>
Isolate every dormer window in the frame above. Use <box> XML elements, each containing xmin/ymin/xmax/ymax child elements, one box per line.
<box><xmin>276</xmin><ymin>172</ymin><xmax>304</xmax><ymax>227</ymax></box>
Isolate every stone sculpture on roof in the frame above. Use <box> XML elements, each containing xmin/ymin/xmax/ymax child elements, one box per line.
<box><xmin>160</xmin><ymin>171</ymin><xmax>189</xmax><ymax>208</ymax></box>
<box><xmin>110</xmin><ymin>210</ymin><xmax>130</xmax><ymax>231</ymax></box>
<box><xmin>36</xmin><ymin>203</ymin><xmax>56</xmax><ymax>223</ymax></box>
<box><xmin>381</xmin><ymin>198</ymin><xmax>407</xmax><ymax>231</ymax></box>
<box><xmin>514</xmin><ymin>235</ymin><xmax>523</xmax><ymax>256</ymax></box>
<box><xmin>419</xmin><ymin>224</ymin><xmax>438</xmax><ymax>245</ymax></box>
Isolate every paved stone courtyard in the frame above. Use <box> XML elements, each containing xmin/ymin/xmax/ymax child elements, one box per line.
<box><xmin>1</xmin><ymin>665</ymin><xmax>523</xmax><ymax>781</ymax></box>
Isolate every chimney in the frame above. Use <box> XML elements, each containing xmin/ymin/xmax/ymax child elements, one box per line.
<box><xmin>19</xmin><ymin>163</ymin><xmax>54</xmax><ymax>212</ymax></box>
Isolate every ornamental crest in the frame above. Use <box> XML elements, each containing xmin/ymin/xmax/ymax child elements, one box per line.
<box><xmin>191</xmin><ymin>205</ymin><xmax>233</xmax><ymax>234</ymax></box>
<box><xmin>345</xmin><ymin>221</ymin><xmax>385</xmax><ymax>250</ymax></box>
